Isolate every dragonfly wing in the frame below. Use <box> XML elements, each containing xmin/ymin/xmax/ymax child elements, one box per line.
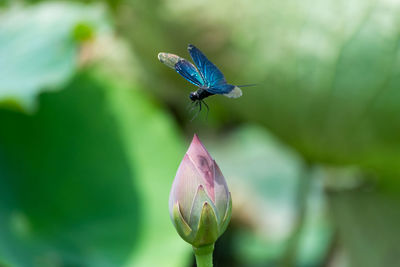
<box><xmin>223</xmin><ymin>85</ymin><xmax>242</xmax><ymax>98</ymax></box>
<box><xmin>188</xmin><ymin>44</ymin><xmax>226</xmax><ymax>88</ymax></box>
<box><xmin>174</xmin><ymin>59</ymin><xmax>205</xmax><ymax>87</ymax></box>
<box><xmin>158</xmin><ymin>52</ymin><xmax>183</xmax><ymax>69</ymax></box>
<box><xmin>206</xmin><ymin>83</ymin><xmax>242</xmax><ymax>97</ymax></box>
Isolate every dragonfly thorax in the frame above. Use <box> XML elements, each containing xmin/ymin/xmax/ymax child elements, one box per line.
<box><xmin>189</xmin><ymin>88</ymin><xmax>214</xmax><ymax>102</ymax></box>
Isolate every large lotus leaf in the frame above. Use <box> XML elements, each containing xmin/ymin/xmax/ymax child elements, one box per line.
<box><xmin>232</xmin><ymin>0</ymin><xmax>400</xmax><ymax>175</ymax></box>
<box><xmin>328</xmin><ymin>187</ymin><xmax>400</xmax><ymax>267</ymax></box>
<box><xmin>141</xmin><ymin>0</ymin><xmax>400</xmax><ymax>175</ymax></box>
<box><xmin>0</xmin><ymin>2</ymin><xmax>108</xmax><ymax>111</ymax></box>
<box><xmin>98</xmin><ymin>69</ymin><xmax>191</xmax><ymax>267</ymax></box>
<box><xmin>0</xmin><ymin>69</ymin><xmax>189</xmax><ymax>267</ymax></box>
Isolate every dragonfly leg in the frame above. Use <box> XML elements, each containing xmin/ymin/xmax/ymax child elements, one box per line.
<box><xmin>186</xmin><ymin>101</ymin><xmax>194</xmax><ymax>110</ymax></box>
<box><xmin>190</xmin><ymin>101</ymin><xmax>201</xmax><ymax>121</ymax></box>
<box><xmin>188</xmin><ymin>100</ymin><xmax>198</xmax><ymax>113</ymax></box>
<box><xmin>202</xmin><ymin>100</ymin><xmax>209</xmax><ymax>120</ymax></box>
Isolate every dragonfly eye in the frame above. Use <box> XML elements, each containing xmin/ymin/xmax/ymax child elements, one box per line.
<box><xmin>189</xmin><ymin>92</ymin><xmax>198</xmax><ymax>101</ymax></box>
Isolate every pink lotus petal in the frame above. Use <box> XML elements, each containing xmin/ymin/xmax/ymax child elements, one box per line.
<box><xmin>169</xmin><ymin>154</ymin><xmax>204</xmax><ymax>221</ymax></box>
<box><xmin>213</xmin><ymin>160</ymin><xmax>229</xmax><ymax>223</ymax></box>
<box><xmin>186</xmin><ymin>134</ymin><xmax>215</xmax><ymax>201</ymax></box>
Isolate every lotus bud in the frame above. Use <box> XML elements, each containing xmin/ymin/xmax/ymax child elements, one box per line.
<box><xmin>169</xmin><ymin>134</ymin><xmax>232</xmax><ymax>255</ymax></box>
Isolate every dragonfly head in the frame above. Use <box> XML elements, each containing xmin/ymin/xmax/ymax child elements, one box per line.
<box><xmin>189</xmin><ymin>91</ymin><xmax>199</xmax><ymax>102</ymax></box>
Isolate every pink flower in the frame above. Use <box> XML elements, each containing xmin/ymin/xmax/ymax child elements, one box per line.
<box><xmin>169</xmin><ymin>134</ymin><xmax>232</xmax><ymax>247</ymax></box>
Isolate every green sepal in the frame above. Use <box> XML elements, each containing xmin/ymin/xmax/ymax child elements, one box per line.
<box><xmin>218</xmin><ymin>192</ymin><xmax>232</xmax><ymax>236</ymax></box>
<box><xmin>189</xmin><ymin>185</ymin><xmax>219</xmax><ymax>232</ymax></box>
<box><xmin>192</xmin><ymin>202</ymin><xmax>219</xmax><ymax>248</ymax></box>
<box><xmin>172</xmin><ymin>202</ymin><xmax>193</xmax><ymax>243</ymax></box>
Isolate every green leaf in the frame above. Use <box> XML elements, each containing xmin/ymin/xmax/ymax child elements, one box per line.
<box><xmin>100</xmin><ymin>69</ymin><xmax>191</xmax><ymax>267</ymax></box>
<box><xmin>0</xmin><ymin>69</ymin><xmax>189</xmax><ymax>267</ymax></box>
<box><xmin>148</xmin><ymin>0</ymin><xmax>400</xmax><ymax>175</ymax></box>
<box><xmin>0</xmin><ymin>2</ymin><xmax>108</xmax><ymax>111</ymax></box>
<box><xmin>328</xmin><ymin>188</ymin><xmax>400</xmax><ymax>267</ymax></box>
<box><xmin>231</xmin><ymin>0</ymin><xmax>400</xmax><ymax>174</ymax></box>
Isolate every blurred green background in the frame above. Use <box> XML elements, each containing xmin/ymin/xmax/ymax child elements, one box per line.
<box><xmin>1</xmin><ymin>0</ymin><xmax>400</xmax><ymax>266</ymax></box>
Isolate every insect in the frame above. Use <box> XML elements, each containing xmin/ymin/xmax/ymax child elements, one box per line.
<box><xmin>158</xmin><ymin>44</ymin><xmax>251</xmax><ymax>117</ymax></box>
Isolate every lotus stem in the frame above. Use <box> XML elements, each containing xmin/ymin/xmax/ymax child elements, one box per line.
<box><xmin>193</xmin><ymin>244</ymin><xmax>214</xmax><ymax>267</ymax></box>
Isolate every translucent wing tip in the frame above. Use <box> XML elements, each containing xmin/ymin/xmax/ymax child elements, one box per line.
<box><xmin>158</xmin><ymin>52</ymin><xmax>182</xmax><ymax>69</ymax></box>
<box><xmin>157</xmin><ymin>52</ymin><xmax>166</xmax><ymax>62</ymax></box>
<box><xmin>224</xmin><ymin>86</ymin><xmax>242</xmax><ymax>98</ymax></box>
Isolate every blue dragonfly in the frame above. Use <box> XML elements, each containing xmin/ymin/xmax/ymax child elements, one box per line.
<box><xmin>158</xmin><ymin>44</ymin><xmax>252</xmax><ymax>116</ymax></box>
